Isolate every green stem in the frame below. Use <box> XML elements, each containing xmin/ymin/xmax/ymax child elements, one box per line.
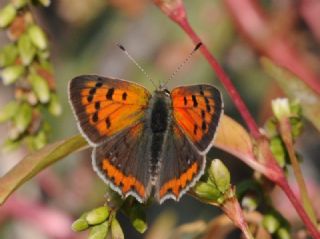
<box><xmin>279</xmin><ymin>118</ymin><xmax>317</xmax><ymax>225</ymax></box>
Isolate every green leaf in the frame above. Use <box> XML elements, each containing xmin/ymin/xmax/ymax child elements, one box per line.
<box><xmin>0</xmin><ymin>134</ymin><xmax>88</xmax><ymax>205</ymax></box>
<box><xmin>261</xmin><ymin>57</ymin><xmax>320</xmax><ymax>132</ymax></box>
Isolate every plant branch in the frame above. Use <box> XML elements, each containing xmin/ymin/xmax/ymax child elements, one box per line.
<box><xmin>279</xmin><ymin>118</ymin><xmax>317</xmax><ymax>225</ymax></box>
<box><xmin>153</xmin><ymin>1</ymin><xmax>320</xmax><ymax>237</ymax></box>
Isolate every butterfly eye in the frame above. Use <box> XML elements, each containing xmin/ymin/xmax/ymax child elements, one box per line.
<box><xmin>164</xmin><ymin>89</ymin><xmax>170</xmax><ymax>96</ymax></box>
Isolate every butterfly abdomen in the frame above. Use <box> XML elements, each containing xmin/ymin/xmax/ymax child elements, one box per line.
<box><xmin>148</xmin><ymin>92</ymin><xmax>172</xmax><ymax>182</ymax></box>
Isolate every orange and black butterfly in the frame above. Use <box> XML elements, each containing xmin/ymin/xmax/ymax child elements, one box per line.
<box><xmin>68</xmin><ymin>45</ymin><xmax>223</xmax><ymax>203</ymax></box>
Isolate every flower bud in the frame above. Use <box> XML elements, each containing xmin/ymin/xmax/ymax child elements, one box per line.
<box><xmin>14</xmin><ymin>102</ymin><xmax>32</xmax><ymax>133</ymax></box>
<box><xmin>272</xmin><ymin>98</ymin><xmax>291</xmax><ymax>121</ymax></box>
<box><xmin>0</xmin><ymin>4</ymin><xmax>17</xmax><ymax>28</ymax></box>
<box><xmin>86</xmin><ymin>206</ymin><xmax>110</xmax><ymax>225</ymax></box>
<box><xmin>111</xmin><ymin>218</ymin><xmax>124</xmax><ymax>239</ymax></box>
<box><xmin>270</xmin><ymin>137</ymin><xmax>286</xmax><ymax>167</ymax></box>
<box><xmin>29</xmin><ymin>73</ymin><xmax>50</xmax><ymax>103</ymax></box>
<box><xmin>0</xmin><ymin>101</ymin><xmax>19</xmax><ymax>123</ymax></box>
<box><xmin>32</xmin><ymin>130</ymin><xmax>47</xmax><ymax>150</ymax></box>
<box><xmin>18</xmin><ymin>34</ymin><xmax>36</xmax><ymax>65</ymax></box>
<box><xmin>72</xmin><ymin>218</ymin><xmax>89</xmax><ymax>232</ymax></box>
<box><xmin>37</xmin><ymin>0</ymin><xmax>51</xmax><ymax>7</ymax></box>
<box><xmin>88</xmin><ymin>222</ymin><xmax>109</xmax><ymax>239</ymax></box>
<box><xmin>127</xmin><ymin>204</ymin><xmax>147</xmax><ymax>233</ymax></box>
<box><xmin>209</xmin><ymin>159</ymin><xmax>231</xmax><ymax>193</ymax></box>
<box><xmin>263</xmin><ymin>214</ymin><xmax>280</xmax><ymax>233</ymax></box>
<box><xmin>193</xmin><ymin>181</ymin><xmax>221</xmax><ymax>202</ymax></box>
<box><xmin>241</xmin><ymin>195</ymin><xmax>258</xmax><ymax>212</ymax></box>
<box><xmin>276</xmin><ymin>227</ymin><xmax>290</xmax><ymax>239</ymax></box>
<box><xmin>1</xmin><ymin>65</ymin><xmax>25</xmax><ymax>85</ymax></box>
<box><xmin>12</xmin><ymin>0</ymin><xmax>28</xmax><ymax>9</ymax></box>
<box><xmin>48</xmin><ymin>93</ymin><xmax>62</xmax><ymax>116</ymax></box>
<box><xmin>28</xmin><ymin>25</ymin><xmax>48</xmax><ymax>50</ymax></box>
<box><xmin>0</xmin><ymin>44</ymin><xmax>18</xmax><ymax>67</ymax></box>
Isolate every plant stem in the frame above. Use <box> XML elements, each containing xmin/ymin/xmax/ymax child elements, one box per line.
<box><xmin>279</xmin><ymin>118</ymin><xmax>317</xmax><ymax>225</ymax></box>
<box><xmin>177</xmin><ymin>18</ymin><xmax>261</xmax><ymax>140</ymax></box>
<box><xmin>278</xmin><ymin>179</ymin><xmax>320</xmax><ymax>238</ymax></box>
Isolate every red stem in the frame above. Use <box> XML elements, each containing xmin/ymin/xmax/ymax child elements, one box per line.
<box><xmin>153</xmin><ymin>1</ymin><xmax>320</xmax><ymax>237</ymax></box>
<box><xmin>177</xmin><ymin>18</ymin><xmax>261</xmax><ymax>140</ymax></box>
<box><xmin>278</xmin><ymin>180</ymin><xmax>320</xmax><ymax>238</ymax></box>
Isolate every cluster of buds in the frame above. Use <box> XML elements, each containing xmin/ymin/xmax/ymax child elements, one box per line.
<box><xmin>0</xmin><ymin>0</ymin><xmax>61</xmax><ymax>151</ymax></box>
<box><xmin>72</xmin><ymin>187</ymin><xmax>147</xmax><ymax>238</ymax></box>
<box><xmin>264</xmin><ymin>98</ymin><xmax>303</xmax><ymax>169</ymax></box>
<box><xmin>193</xmin><ymin>159</ymin><xmax>232</xmax><ymax>204</ymax></box>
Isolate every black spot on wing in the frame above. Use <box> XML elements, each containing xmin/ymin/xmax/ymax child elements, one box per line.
<box><xmin>192</xmin><ymin>95</ymin><xmax>198</xmax><ymax>107</ymax></box>
<box><xmin>106</xmin><ymin>88</ymin><xmax>115</xmax><ymax>100</ymax></box>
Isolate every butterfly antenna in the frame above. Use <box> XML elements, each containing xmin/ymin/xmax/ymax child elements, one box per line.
<box><xmin>162</xmin><ymin>42</ymin><xmax>202</xmax><ymax>89</ymax></box>
<box><xmin>117</xmin><ymin>43</ymin><xmax>157</xmax><ymax>89</ymax></box>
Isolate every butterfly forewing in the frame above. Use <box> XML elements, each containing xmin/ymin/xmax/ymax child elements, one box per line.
<box><xmin>171</xmin><ymin>84</ymin><xmax>223</xmax><ymax>153</ymax></box>
<box><xmin>69</xmin><ymin>75</ymin><xmax>151</xmax><ymax>145</ymax></box>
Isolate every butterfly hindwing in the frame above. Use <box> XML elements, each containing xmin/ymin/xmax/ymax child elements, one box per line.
<box><xmin>93</xmin><ymin>122</ymin><xmax>152</xmax><ymax>202</ymax></box>
<box><xmin>156</xmin><ymin>124</ymin><xmax>205</xmax><ymax>202</ymax></box>
<box><xmin>69</xmin><ymin>75</ymin><xmax>151</xmax><ymax>145</ymax></box>
<box><xmin>171</xmin><ymin>84</ymin><xmax>223</xmax><ymax>153</ymax></box>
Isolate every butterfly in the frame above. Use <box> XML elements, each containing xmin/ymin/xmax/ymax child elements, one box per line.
<box><xmin>68</xmin><ymin>75</ymin><xmax>223</xmax><ymax>204</ymax></box>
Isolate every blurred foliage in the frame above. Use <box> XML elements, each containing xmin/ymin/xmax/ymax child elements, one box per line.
<box><xmin>0</xmin><ymin>0</ymin><xmax>61</xmax><ymax>151</ymax></box>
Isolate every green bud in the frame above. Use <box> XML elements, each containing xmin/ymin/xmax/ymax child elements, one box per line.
<box><xmin>111</xmin><ymin>218</ymin><xmax>124</xmax><ymax>239</ymax></box>
<box><xmin>272</xmin><ymin>98</ymin><xmax>290</xmax><ymax>121</ymax></box>
<box><xmin>289</xmin><ymin>100</ymin><xmax>302</xmax><ymax>117</ymax></box>
<box><xmin>132</xmin><ymin>218</ymin><xmax>147</xmax><ymax>234</ymax></box>
<box><xmin>264</xmin><ymin>117</ymin><xmax>278</xmax><ymax>138</ymax></box>
<box><xmin>193</xmin><ymin>181</ymin><xmax>221</xmax><ymax>201</ymax></box>
<box><xmin>209</xmin><ymin>159</ymin><xmax>231</xmax><ymax>193</ymax></box>
<box><xmin>48</xmin><ymin>93</ymin><xmax>62</xmax><ymax>116</ymax></box>
<box><xmin>1</xmin><ymin>65</ymin><xmax>25</xmax><ymax>85</ymax></box>
<box><xmin>263</xmin><ymin>214</ymin><xmax>280</xmax><ymax>234</ymax></box>
<box><xmin>71</xmin><ymin>218</ymin><xmax>89</xmax><ymax>232</ymax></box>
<box><xmin>29</xmin><ymin>73</ymin><xmax>50</xmax><ymax>103</ymax></box>
<box><xmin>88</xmin><ymin>222</ymin><xmax>109</xmax><ymax>239</ymax></box>
<box><xmin>14</xmin><ymin>102</ymin><xmax>32</xmax><ymax>133</ymax></box>
<box><xmin>37</xmin><ymin>0</ymin><xmax>51</xmax><ymax>7</ymax></box>
<box><xmin>290</xmin><ymin>117</ymin><xmax>303</xmax><ymax>139</ymax></box>
<box><xmin>37</xmin><ymin>50</ymin><xmax>50</xmax><ymax>61</ymax></box>
<box><xmin>127</xmin><ymin>204</ymin><xmax>147</xmax><ymax>233</ymax></box>
<box><xmin>276</xmin><ymin>227</ymin><xmax>290</xmax><ymax>239</ymax></box>
<box><xmin>270</xmin><ymin>137</ymin><xmax>286</xmax><ymax>167</ymax></box>
<box><xmin>0</xmin><ymin>4</ymin><xmax>16</xmax><ymax>28</ymax></box>
<box><xmin>28</xmin><ymin>25</ymin><xmax>48</xmax><ymax>50</ymax></box>
<box><xmin>12</xmin><ymin>0</ymin><xmax>28</xmax><ymax>9</ymax></box>
<box><xmin>241</xmin><ymin>195</ymin><xmax>258</xmax><ymax>212</ymax></box>
<box><xmin>0</xmin><ymin>101</ymin><xmax>19</xmax><ymax>123</ymax></box>
<box><xmin>18</xmin><ymin>34</ymin><xmax>36</xmax><ymax>65</ymax></box>
<box><xmin>32</xmin><ymin>130</ymin><xmax>47</xmax><ymax>150</ymax></box>
<box><xmin>2</xmin><ymin>139</ymin><xmax>21</xmax><ymax>152</ymax></box>
<box><xmin>86</xmin><ymin>206</ymin><xmax>110</xmax><ymax>225</ymax></box>
<box><xmin>0</xmin><ymin>44</ymin><xmax>18</xmax><ymax>67</ymax></box>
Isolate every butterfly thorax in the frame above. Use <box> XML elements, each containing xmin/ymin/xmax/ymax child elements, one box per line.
<box><xmin>147</xmin><ymin>90</ymin><xmax>172</xmax><ymax>184</ymax></box>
